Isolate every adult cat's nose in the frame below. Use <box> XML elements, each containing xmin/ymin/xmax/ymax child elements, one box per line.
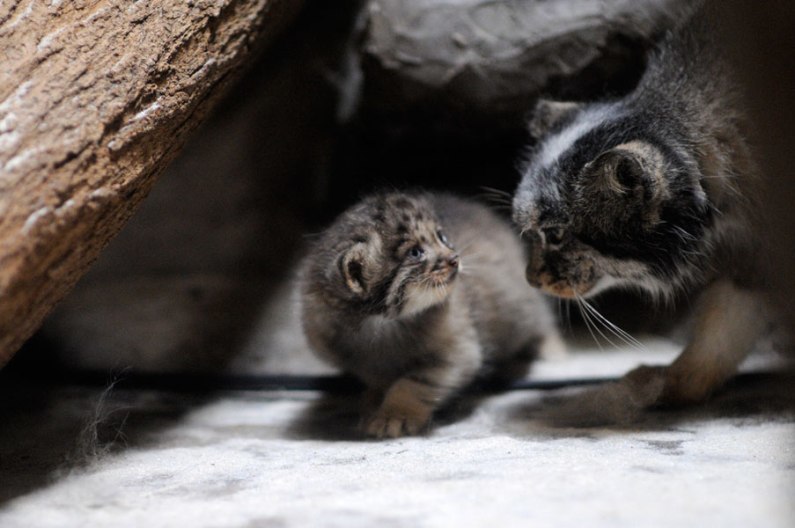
<box><xmin>523</xmin><ymin>232</ymin><xmax>549</xmax><ymax>288</ymax></box>
<box><xmin>522</xmin><ymin>230</ymin><xmax>543</xmax><ymax>259</ymax></box>
<box><xmin>525</xmin><ymin>262</ymin><xmax>542</xmax><ymax>288</ymax></box>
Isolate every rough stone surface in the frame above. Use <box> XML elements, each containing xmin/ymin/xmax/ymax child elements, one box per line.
<box><xmin>0</xmin><ymin>0</ymin><xmax>303</xmax><ymax>367</ymax></box>
<box><xmin>28</xmin><ymin>1</ymin><xmax>359</xmax><ymax>374</ymax></box>
<box><xmin>361</xmin><ymin>0</ymin><xmax>687</xmax><ymax>124</ymax></box>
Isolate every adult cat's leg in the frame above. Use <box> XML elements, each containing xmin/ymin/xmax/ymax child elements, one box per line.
<box><xmin>628</xmin><ymin>279</ymin><xmax>767</xmax><ymax>405</ymax></box>
<box><xmin>540</xmin><ymin>280</ymin><xmax>767</xmax><ymax>427</ymax></box>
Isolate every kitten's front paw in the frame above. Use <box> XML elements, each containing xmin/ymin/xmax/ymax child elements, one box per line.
<box><xmin>363</xmin><ymin>407</ymin><xmax>430</xmax><ymax>439</ymax></box>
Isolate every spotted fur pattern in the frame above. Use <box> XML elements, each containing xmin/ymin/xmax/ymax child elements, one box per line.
<box><xmin>302</xmin><ymin>192</ymin><xmax>559</xmax><ymax>437</ymax></box>
<box><xmin>512</xmin><ymin>3</ymin><xmax>768</xmax><ymax>411</ymax></box>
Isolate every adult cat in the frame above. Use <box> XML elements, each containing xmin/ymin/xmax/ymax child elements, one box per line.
<box><xmin>512</xmin><ymin>3</ymin><xmax>768</xmax><ymax>419</ymax></box>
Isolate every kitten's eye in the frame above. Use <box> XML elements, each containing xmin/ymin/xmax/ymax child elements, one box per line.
<box><xmin>437</xmin><ymin>230</ymin><xmax>452</xmax><ymax>248</ymax></box>
<box><xmin>407</xmin><ymin>245</ymin><xmax>425</xmax><ymax>260</ymax></box>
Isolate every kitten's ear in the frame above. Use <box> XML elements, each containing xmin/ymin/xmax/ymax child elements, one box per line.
<box><xmin>339</xmin><ymin>242</ymin><xmax>375</xmax><ymax>296</ymax></box>
<box><xmin>529</xmin><ymin>99</ymin><xmax>582</xmax><ymax>139</ymax></box>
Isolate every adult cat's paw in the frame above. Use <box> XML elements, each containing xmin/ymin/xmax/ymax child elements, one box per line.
<box><xmin>623</xmin><ymin>364</ymin><xmax>668</xmax><ymax>407</ymax></box>
<box><xmin>538</xmin><ymin>364</ymin><xmax>710</xmax><ymax>428</ymax></box>
<box><xmin>362</xmin><ymin>406</ymin><xmax>430</xmax><ymax>439</ymax></box>
<box><xmin>538</xmin><ymin>370</ymin><xmax>665</xmax><ymax>428</ymax></box>
<box><xmin>625</xmin><ymin>363</ymin><xmax>716</xmax><ymax>407</ymax></box>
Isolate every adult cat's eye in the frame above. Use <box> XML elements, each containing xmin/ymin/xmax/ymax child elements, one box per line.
<box><xmin>543</xmin><ymin>227</ymin><xmax>566</xmax><ymax>246</ymax></box>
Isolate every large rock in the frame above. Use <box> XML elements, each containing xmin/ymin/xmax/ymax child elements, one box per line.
<box><xmin>0</xmin><ymin>0</ymin><xmax>304</xmax><ymax>367</ymax></box>
<box><xmin>361</xmin><ymin>0</ymin><xmax>686</xmax><ymax>126</ymax></box>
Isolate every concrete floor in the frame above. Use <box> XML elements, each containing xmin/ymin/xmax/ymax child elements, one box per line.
<box><xmin>1</xmin><ymin>342</ymin><xmax>793</xmax><ymax>528</ymax></box>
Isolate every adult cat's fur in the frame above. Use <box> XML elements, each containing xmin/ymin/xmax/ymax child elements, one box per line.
<box><xmin>512</xmin><ymin>2</ymin><xmax>768</xmax><ymax>415</ymax></box>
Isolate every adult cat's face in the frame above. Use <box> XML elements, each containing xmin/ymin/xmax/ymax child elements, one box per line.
<box><xmin>513</xmin><ymin>101</ymin><xmax>710</xmax><ymax>299</ymax></box>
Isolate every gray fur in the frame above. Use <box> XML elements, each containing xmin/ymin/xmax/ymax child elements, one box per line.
<box><xmin>512</xmin><ymin>2</ymin><xmax>768</xmax><ymax>412</ymax></box>
<box><xmin>301</xmin><ymin>192</ymin><xmax>558</xmax><ymax>437</ymax></box>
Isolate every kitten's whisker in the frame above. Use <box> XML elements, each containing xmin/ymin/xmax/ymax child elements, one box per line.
<box><xmin>431</xmin><ymin>279</ymin><xmax>445</xmax><ymax>301</ymax></box>
<box><xmin>456</xmin><ymin>263</ymin><xmax>487</xmax><ymax>273</ymax></box>
<box><xmin>454</xmin><ymin>254</ymin><xmax>487</xmax><ymax>270</ymax></box>
<box><xmin>454</xmin><ymin>241</ymin><xmax>478</xmax><ymax>258</ymax></box>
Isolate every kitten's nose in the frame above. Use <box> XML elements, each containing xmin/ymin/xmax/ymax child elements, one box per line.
<box><xmin>447</xmin><ymin>254</ymin><xmax>459</xmax><ymax>269</ymax></box>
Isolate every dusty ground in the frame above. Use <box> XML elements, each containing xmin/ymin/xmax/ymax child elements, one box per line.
<box><xmin>1</xmin><ymin>340</ymin><xmax>792</xmax><ymax>528</ymax></box>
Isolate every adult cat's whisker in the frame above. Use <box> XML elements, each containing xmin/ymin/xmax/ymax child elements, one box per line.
<box><xmin>564</xmin><ymin>299</ymin><xmax>573</xmax><ymax>333</ymax></box>
<box><xmin>482</xmin><ymin>199</ymin><xmax>513</xmax><ymax>210</ymax></box>
<box><xmin>579</xmin><ymin>296</ymin><xmax>647</xmax><ymax>352</ymax></box>
<box><xmin>575</xmin><ymin>295</ymin><xmax>606</xmax><ymax>351</ymax></box>
<box><xmin>557</xmin><ymin>298</ymin><xmax>563</xmax><ymax>326</ymax></box>
<box><xmin>577</xmin><ymin>294</ymin><xmax>623</xmax><ymax>349</ymax></box>
<box><xmin>672</xmin><ymin>225</ymin><xmax>697</xmax><ymax>241</ymax></box>
<box><xmin>480</xmin><ymin>186</ymin><xmax>513</xmax><ymax>199</ymax></box>
<box><xmin>478</xmin><ymin>186</ymin><xmax>514</xmax><ymax>207</ymax></box>
<box><xmin>480</xmin><ymin>194</ymin><xmax>512</xmax><ymax>205</ymax></box>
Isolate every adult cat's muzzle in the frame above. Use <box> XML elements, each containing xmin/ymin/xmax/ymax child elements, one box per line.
<box><xmin>525</xmin><ymin>254</ymin><xmax>599</xmax><ymax>299</ymax></box>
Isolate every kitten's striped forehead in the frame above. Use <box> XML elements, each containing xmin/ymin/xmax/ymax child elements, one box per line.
<box><xmin>374</xmin><ymin>194</ymin><xmax>440</xmax><ymax>238</ymax></box>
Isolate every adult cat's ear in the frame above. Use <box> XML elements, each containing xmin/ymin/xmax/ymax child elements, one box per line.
<box><xmin>588</xmin><ymin>143</ymin><xmax>668</xmax><ymax>204</ymax></box>
<box><xmin>339</xmin><ymin>242</ymin><xmax>378</xmax><ymax>296</ymax></box>
<box><xmin>529</xmin><ymin>99</ymin><xmax>582</xmax><ymax>139</ymax></box>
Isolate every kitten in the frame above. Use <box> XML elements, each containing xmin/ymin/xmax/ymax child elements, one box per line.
<box><xmin>511</xmin><ymin>3</ymin><xmax>769</xmax><ymax>416</ymax></box>
<box><xmin>301</xmin><ymin>191</ymin><xmax>560</xmax><ymax>438</ymax></box>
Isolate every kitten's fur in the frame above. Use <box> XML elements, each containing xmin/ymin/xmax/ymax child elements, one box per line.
<box><xmin>512</xmin><ymin>3</ymin><xmax>768</xmax><ymax>415</ymax></box>
<box><xmin>302</xmin><ymin>192</ymin><xmax>559</xmax><ymax>437</ymax></box>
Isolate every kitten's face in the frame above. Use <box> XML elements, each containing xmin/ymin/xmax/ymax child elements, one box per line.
<box><xmin>337</xmin><ymin>194</ymin><xmax>459</xmax><ymax>317</ymax></box>
<box><xmin>513</xmin><ymin>103</ymin><xmax>710</xmax><ymax>299</ymax></box>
